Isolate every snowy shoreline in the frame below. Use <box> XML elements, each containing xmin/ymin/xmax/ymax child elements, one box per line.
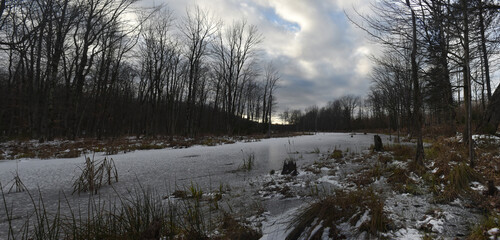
<box><xmin>1</xmin><ymin>132</ymin><xmax>498</xmax><ymax>239</ymax></box>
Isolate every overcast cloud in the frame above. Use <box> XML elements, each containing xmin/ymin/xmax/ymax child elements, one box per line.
<box><xmin>135</xmin><ymin>0</ymin><xmax>378</xmax><ymax>111</ymax></box>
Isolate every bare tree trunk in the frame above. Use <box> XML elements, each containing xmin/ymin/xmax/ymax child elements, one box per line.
<box><xmin>479</xmin><ymin>0</ymin><xmax>492</xmax><ymax>100</ymax></box>
<box><xmin>267</xmin><ymin>95</ymin><xmax>272</xmax><ymax>138</ymax></box>
<box><xmin>407</xmin><ymin>0</ymin><xmax>424</xmax><ymax>166</ymax></box>
<box><xmin>462</xmin><ymin>0</ymin><xmax>474</xmax><ymax>167</ymax></box>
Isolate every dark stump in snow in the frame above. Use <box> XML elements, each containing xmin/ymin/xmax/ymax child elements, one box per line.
<box><xmin>487</xmin><ymin>180</ymin><xmax>498</xmax><ymax>196</ymax></box>
<box><xmin>281</xmin><ymin>159</ymin><xmax>298</xmax><ymax>176</ymax></box>
<box><xmin>374</xmin><ymin>135</ymin><xmax>383</xmax><ymax>152</ymax></box>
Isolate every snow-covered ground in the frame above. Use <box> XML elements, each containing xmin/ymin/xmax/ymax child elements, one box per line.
<box><xmin>1</xmin><ymin>132</ymin><xmax>490</xmax><ymax>239</ymax></box>
<box><xmin>0</xmin><ymin>133</ymin><xmax>386</xmax><ymax>238</ymax></box>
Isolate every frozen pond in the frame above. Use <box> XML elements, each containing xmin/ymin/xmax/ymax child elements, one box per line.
<box><xmin>0</xmin><ymin>132</ymin><xmax>392</xmax><ymax>237</ymax></box>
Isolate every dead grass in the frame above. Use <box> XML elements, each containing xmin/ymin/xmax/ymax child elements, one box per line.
<box><xmin>387</xmin><ymin>167</ymin><xmax>410</xmax><ymax>184</ymax></box>
<box><xmin>422</xmin><ymin>124</ymin><xmax>456</xmax><ymax>139</ymax></box>
<box><xmin>1</xmin><ymin>135</ymin><xmax>283</xmax><ymax>160</ymax></box>
<box><xmin>1</xmin><ymin>184</ymin><xmax>222</xmax><ymax>240</ymax></box>
<box><xmin>58</xmin><ymin>149</ymin><xmax>80</xmax><ymax>158</ymax></box>
<box><xmin>303</xmin><ymin>165</ymin><xmax>321</xmax><ymax>174</ymax></box>
<box><xmin>72</xmin><ymin>156</ymin><xmax>118</xmax><ymax>195</ymax></box>
<box><xmin>216</xmin><ymin>213</ymin><xmax>261</xmax><ymax>240</ymax></box>
<box><xmin>329</xmin><ymin>149</ymin><xmax>343</xmax><ymax>159</ymax></box>
<box><xmin>5</xmin><ymin>170</ymin><xmax>26</xmax><ymax>193</ymax></box>
<box><xmin>286</xmin><ymin>189</ymin><xmax>390</xmax><ymax>240</ymax></box>
<box><xmin>350</xmin><ymin>167</ymin><xmax>376</xmax><ymax>187</ymax></box>
<box><xmin>422</xmin><ymin>138</ymin><xmax>468</xmax><ymax>197</ymax></box>
<box><xmin>437</xmin><ymin>162</ymin><xmax>482</xmax><ymax>203</ymax></box>
<box><xmin>419</xmin><ymin>136</ymin><xmax>500</xmax><ymax>212</ymax></box>
<box><xmin>239</xmin><ymin>151</ymin><xmax>255</xmax><ymax>171</ymax></box>
<box><xmin>467</xmin><ymin>213</ymin><xmax>500</xmax><ymax>240</ymax></box>
<box><xmin>425</xmin><ymin>137</ymin><xmax>466</xmax><ymax>163</ymax></box>
<box><xmin>377</xmin><ymin>154</ymin><xmax>393</xmax><ymax>165</ymax></box>
<box><xmin>384</xmin><ymin>144</ymin><xmax>415</xmax><ymax>161</ymax></box>
<box><xmin>351</xmin><ymin>163</ymin><xmax>387</xmax><ymax>187</ymax></box>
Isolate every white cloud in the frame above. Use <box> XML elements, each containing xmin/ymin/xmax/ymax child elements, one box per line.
<box><xmin>135</xmin><ymin>0</ymin><xmax>377</xmax><ymax>111</ymax></box>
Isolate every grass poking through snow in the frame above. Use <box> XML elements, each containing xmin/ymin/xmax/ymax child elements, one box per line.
<box><xmin>72</xmin><ymin>155</ymin><xmax>118</xmax><ymax>195</ymax></box>
<box><xmin>286</xmin><ymin>188</ymin><xmax>390</xmax><ymax>239</ymax></box>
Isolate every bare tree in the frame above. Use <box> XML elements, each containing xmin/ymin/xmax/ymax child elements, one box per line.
<box><xmin>212</xmin><ymin>19</ymin><xmax>262</xmax><ymax>133</ymax></box>
<box><xmin>179</xmin><ymin>5</ymin><xmax>219</xmax><ymax>136</ymax></box>
<box><xmin>406</xmin><ymin>0</ymin><xmax>425</xmax><ymax>166</ymax></box>
<box><xmin>339</xmin><ymin>94</ymin><xmax>361</xmax><ymax>127</ymax></box>
<box><xmin>263</xmin><ymin>62</ymin><xmax>280</xmax><ymax>137</ymax></box>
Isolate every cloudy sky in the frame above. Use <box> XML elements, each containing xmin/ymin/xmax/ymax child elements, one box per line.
<box><xmin>136</xmin><ymin>0</ymin><xmax>378</xmax><ymax>112</ymax></box>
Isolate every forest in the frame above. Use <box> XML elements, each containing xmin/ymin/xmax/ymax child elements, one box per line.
<box><xmin>285</xmin><ymin>0</ymin><xmax>500</xmax><ymax>163</ymax></box>
<box><xmin>1</xmin><ymin>0</ymin><xmax>500</xmax><ymax>147</ymax></box>
<box><xmin>2</xmin><ymin>0</ymin><xmax>500</xmax><ymax>239</ymax></box>
<box><xmin>0</xmin><ymin>0</ymin><xmax>280</xmax><ymax>140</ymax></box>
<box><xmin>291</xmin><ymin>0</ymin><xmax>500</xmax><ymax>135</ymax></box>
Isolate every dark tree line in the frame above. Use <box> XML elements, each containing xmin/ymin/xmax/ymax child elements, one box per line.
<box><xmin>0</xmin><ymin>1</ymin><xmax>281</xmax><ymax>140</ymax></box>
<box><xmin>282</xmin><ymin>95</ymin><xmax>362</xmax><ymax>132</ymax></box>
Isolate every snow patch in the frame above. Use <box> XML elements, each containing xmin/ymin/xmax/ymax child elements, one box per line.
<box><xmin>393</xmin><ymin>228</ymin><xmax>421</xmax><ymax>239</ymax></box>
<box><xmin>317</xmin><ymin>176</ymin><xmax>343</xmax><ymax>188</ymax></box>
<box><xmin>488</xmin><ymin>227</ymin><xmax>499</xmax><ymax>236</ymax></box>
<box><xmin>470</xmin><ymin>181</ymin><xmax>486</xmax><ymax>192</ymax></box>
<box><xmin>417</xmin><ymin>216</ymin><xmax>444</xmax><ymax>233</ymax></box>
<box><xmin>355</xmin><ymin>210</ymin><xmax>370</xmax><ymax>228</ymax></box>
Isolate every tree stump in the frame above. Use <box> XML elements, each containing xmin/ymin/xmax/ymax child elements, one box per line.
<box><xmin>374</xmin><ymin>135</ymin><xmax>383</xmax><ymax>152</ymax></box>
<box><xmin>487</xmin><ymin>180</ymin><xmax>498</xmax><ymax>196</ymax></box>
<box><xmin>281</xmin><ymin>159</ymin><xmax>298</xmax><ymax>176</ymax></box>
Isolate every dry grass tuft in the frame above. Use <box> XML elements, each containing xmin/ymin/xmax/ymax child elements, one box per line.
<box><xmin>329</xmin><ymin>149</ymin><xmax>343</xmax><ymax>159</ymax></box>
<box><xmin>384</xmin><ymin>144</ymin><xmax>415</xmax><ymax>161</ymax></box>
<box><xmin>437</xmin><ymin>162</ymin><xmax>482</xmax><ymax>203</ymax></box>
<box><xmin>72</xmin><ymin>156</ymin><xmax>118</xmax><ymax>195</ymax></box>
<box><xmin>239</xmin><ymin>151</ymin><xmax>255</xmax><ymax>171</ymax></box>
<box><xmin>216</xmin><ymin>213</ymin><xmax>262</xmax><ymax>240</ymax></box>
<box><xmin>377</xmin><ymin>154</ymin><xmax>393</xmax><ymax>165</ymax></box>
<box><xmin>468</xmin><ymin>213</ymin><xmax>500</xmax><ymax>240</ymax></box>
<box><xmin>286</xmin><ymin>189</ymin><xmax>390</xmax><ymax>240</ymax></box>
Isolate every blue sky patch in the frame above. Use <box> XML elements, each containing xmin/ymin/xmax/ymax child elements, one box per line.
<box><xmin>262</xmin><ymin>7</ymin><xmax>301</xmax><ymax>32</ymax></box>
